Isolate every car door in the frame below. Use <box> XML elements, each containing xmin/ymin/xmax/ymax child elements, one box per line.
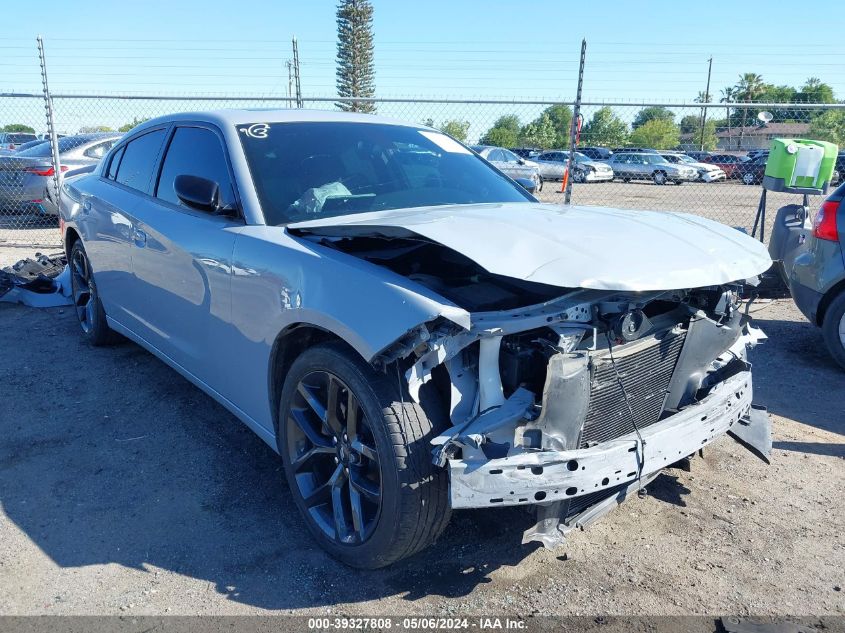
<box><xmin>499</xmin><ymin>148</ymin><xmax>533</xmax><ymax>180</ymax></box>
<box><xmin>127</xmin><ymin>123</ymin><xmax>242</xmax><ymax>388</ymax></box>
<box><xmin>486</xmin><ymin>148</ymin><xmax>511</xmax><ymax>176</ymax></box>
<box><xmin>81</xmin><ymin>129</ymin><xmax>168</xmax><ymax>327</ymax></box>
<box><xmin>536</xmin><ymin>152</ymin><xmax>558</xmax><ymax>179</ymax></box>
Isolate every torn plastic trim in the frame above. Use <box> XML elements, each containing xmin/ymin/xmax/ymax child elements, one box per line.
<box><xmin>448</xmin><ymin>370</ymin><xmax>756</xmax><ymax>509</ymax></box>
<box><xmin>521</xmin><ymin>471</ymin><xmax>662</xmax><ymax>549</ymax></box>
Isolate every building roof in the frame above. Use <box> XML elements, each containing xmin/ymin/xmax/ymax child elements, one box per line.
<box><xmin>715</xmin><ymin>122</ymin><xmax>810</xmax><ymax>139</ymax></box>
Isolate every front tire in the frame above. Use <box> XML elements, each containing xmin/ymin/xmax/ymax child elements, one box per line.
<box><xmin>278</xmin><ymin>343</ymin><xmax>450</xmax><ymax>568</ymax></box>
<box><xmin>742</xmin><ymin>172</ymin><xmax>756</xmax><ymax>185</ymax></box>
<box><xmin>652</xmin><ymin>171</ymin><xmax>667</xmax><ymax>185</ymax></box>
<box><xmin>821</xmin><ymin>291</ymin><xmax>845</xmax><ymax>371</ymax></box>
<box><xmin>69</xmin><ymin>240</ymin><xmax>119</xmax><ymax>346</ymax></box>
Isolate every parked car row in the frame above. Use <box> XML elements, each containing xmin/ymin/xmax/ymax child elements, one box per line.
<box><xmin>497</xmin><ymin>144</ymin><xmax>769</xmax><ymax>187</ymax></box>
<box><xmin>0</xmin><ymin>132</ymin><xmax>122</xmax><ymax>215</ymax></box>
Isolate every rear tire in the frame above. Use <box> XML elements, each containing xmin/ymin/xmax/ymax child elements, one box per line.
<box><xmin>742</xmin><ymin>172</ymin><xmax>756</xmax><ymax>185</ymax></box>
<box><xmin>278</xmin><ymin>342</ymin><xmax>451</xmax><ymax>568</ymax></box>
<box><xmin>652</xmin><ymin>171</ymin><xmax>667</xmax><ymax>185</ymax></box>
<box><xmin>821</xmin><ymin>291</ymin><xmax>845</xmax><ymax>371</ymax></box>
<box><xmin>69</xmin><ymin>241</ymin><xmax>120</xmax><ymax>346</ymax></box>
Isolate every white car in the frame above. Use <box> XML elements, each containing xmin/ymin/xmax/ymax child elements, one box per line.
<box><xmin>471</xmin><ymin>145</ymin><xmax>543</xmax><ymax>192</ymax></box>
<box><xmin>662</xmin><ymin>153</ymin><xmax>725</xmax><ymax>182</ymax></box>
<box><xmin>535</xmin><ymin>150</ymin><xmax>614</xmax><ymax>183</ymax></box>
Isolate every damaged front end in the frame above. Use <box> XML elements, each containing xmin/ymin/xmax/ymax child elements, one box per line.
<box><xmin>288</xmin><ymin>213</ymin><xmax>773</xmax><ymax>550</ymax></box>
<box><xmin>388</xmin><ymin>284</ymin><xmax>771</xmax><ymax>548</ymax></box>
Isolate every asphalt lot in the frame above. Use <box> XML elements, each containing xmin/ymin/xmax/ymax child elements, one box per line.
<box><xmin>0</xmin><ymin>243</ymin><xmax>843</xmax><ymax>616</ymax></box>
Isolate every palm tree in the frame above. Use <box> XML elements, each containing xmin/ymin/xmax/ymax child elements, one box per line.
<box><xmin>735</xmin><ymin>73</ymin><xmax>765</xmax><ymax>149</ymax></box>
<box><xmin>720</xmin><ymin>86</ymin><xmax>736</xmax><ymax>149</ymax></box>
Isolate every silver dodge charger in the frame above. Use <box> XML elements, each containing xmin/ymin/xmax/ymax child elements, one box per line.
<box><xmin>60</xmin><ymin>110</ymin><xmax>773</xmax><ymax>568</ymax></box>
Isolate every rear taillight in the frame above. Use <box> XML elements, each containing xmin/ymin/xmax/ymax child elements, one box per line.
<box><xmin>25</xmin><ymin>165</ymin><xmax>69</xmax><ymax>176</ymax></box>
<box><xmin>814</xmin><ymin>200</ymin><xmax>840</xmax><ymax>242</ymax></box>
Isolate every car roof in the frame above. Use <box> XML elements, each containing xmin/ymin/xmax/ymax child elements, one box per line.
<box><xmin>134</xmin><ymin>109</ymin><xmax>422</xmax><ymax>134</ymax></box>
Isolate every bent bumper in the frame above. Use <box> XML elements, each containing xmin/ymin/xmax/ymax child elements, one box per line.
<box><xmin>448</xmin><ymin>370</ymin><xmax>758</xmax><ymax>509</ymax></box>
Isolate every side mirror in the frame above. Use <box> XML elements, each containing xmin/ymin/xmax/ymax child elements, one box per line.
<box><xmin>517</xmin><ymin>158</ymin><xmax>526</xmax><ymax>165</ymax></box>
<box><xmin>514</xmin><ymin>177</ymin><xmax>536</xmax><ymax>194</ymax></box>
<box><xmin>174</xmin><ymin>174</ymin><xmax>219</xmax><ymax>212</ymax></box>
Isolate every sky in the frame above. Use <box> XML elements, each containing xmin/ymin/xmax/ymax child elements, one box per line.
<box><xmin>2</xmin><ymin>0</ymin><xmax>843</xmax><ymax>136</ymax></box>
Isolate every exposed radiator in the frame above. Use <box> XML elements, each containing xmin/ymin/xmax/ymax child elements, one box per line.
<box><xmin>579</xmin><ymin>329</ymin><xmax>687</xmax><ymax>448</ymax></box>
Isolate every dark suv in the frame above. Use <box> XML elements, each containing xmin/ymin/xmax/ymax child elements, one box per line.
<box><xmin>769</xmin><ymin>183</ymin><xmax>845</xmax><ymax>369</ymax></box>
<box><xmin>579</xmin><ymin>146</ymin><xmax>613</xmax><ymax>161</ymax></box>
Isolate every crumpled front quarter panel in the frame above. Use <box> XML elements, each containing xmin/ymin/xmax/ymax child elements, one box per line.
<box><xmin>226</xmin><ymin>226</ymin><xmax>469</xmax><ymax>432</ymax></box>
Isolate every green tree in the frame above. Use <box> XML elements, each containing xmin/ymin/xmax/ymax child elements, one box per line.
<box><xmin>628</xmin><ymin>119</ymin><xmax>680</xmax><ymax>150</ymax></box>
<box><xmin>695</xmin><ymin>120</ymin><xmax>718</xmax><ymax>151</ymax></box>
<box><xmin>679</xmin><ymin>115</ymin><xmax>701</xmax><ymax>135</ymax></box>
<box><xmin>118</xmin><ymin>117</ymin><xmax>151</xmax><ymax>132</ymax></box>
<box><xmin>808</xmin><ymin>110</ymin><xmax>845</xmax><ymax>146</ymax></box>
<box><xmin>735</xmin><ymin>73</ymin><xmax>766</xmax><ymax>147</ymax></box>
<box><xmin>632</xmin><ymin>106</ymin><xmax>674</xmax><ymax>130</ymax></box>
<box><xmin>335</xmin><ymin>0</ymin><xmax>376</xmax><ymax>113</ymax></box>
<box><xmin>535</xmin><ymin>104</ymin><xmax>572</xmax><ymax>147</ymax></box>
<box><xmin>480</xmin><ymin>114</ymin><xmax>521</xmax><ymax>147</ymax></box>
<box><xmin>796</xmin><ymin>77</ymin><xmax>835</xmax><ymax>104</ymax></box>
<box><xmin>519</xmin><ymin>113</ymin><xmax>557</xmax><ymax>148</ymax></box>
<box><xmin>581</xmin><ymin>107</ymin><xmax>628</xmax><ymax>147</ymax></box>
<box><xmin>1</xmin><ymin>123</ymin><xmax>35</xmax><ymax>133</ymax></box>
<box><xmin>440</xmin><ymin>119</ymin><xmax>470</xmax><ymax>142</ymax></box>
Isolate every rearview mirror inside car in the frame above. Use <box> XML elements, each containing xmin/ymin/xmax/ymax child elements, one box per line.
<box><xmin>174</xmin><ymin>174</ymin><xmax>220</xmax><ymax>213</ymax></box>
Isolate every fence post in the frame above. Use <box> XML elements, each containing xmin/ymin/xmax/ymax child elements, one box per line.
<box><xmin>37</xmin><ymin>36</ymin><xmax>62</xmax><ymax>209</ymax></box>
<box><xmin>564</xmin><ymin>39</ymin><xmax>586</xmax><ymax>205</ymax></box>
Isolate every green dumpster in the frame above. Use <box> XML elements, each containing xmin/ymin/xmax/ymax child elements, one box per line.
<box><xmin>763</xmin><ymin>138</ymin><xmax>837</xmax><ymax>194</ymax></box>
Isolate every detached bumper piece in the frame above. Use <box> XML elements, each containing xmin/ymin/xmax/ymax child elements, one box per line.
<box><xmin>448</xmin><ymin>371</ymin><xmax>759</xmax><ymax>510</ymax></box>
<box><xmin>0</xmin><ymin>252</ymin><xmax>71</xmax><ymax>307</ymax></box>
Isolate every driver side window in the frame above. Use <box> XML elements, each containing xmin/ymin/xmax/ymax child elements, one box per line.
<box><xmin>156</xmin><ymin>126</ymin><xmax>235</xmax><ymax>209</ymax></box>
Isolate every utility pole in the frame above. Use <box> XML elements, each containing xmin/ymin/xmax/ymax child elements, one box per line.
<box><xmin>699</xmin><ymin>56</ymin><xmax>713</xmax><ymax>151</ymax></box>
<box><xmin>286</xmin><ymin>60</ymin><xmax>293</xmax><ymax>108</ymax></box>
<box><xmin>564</xmin><ymin>39</ymin><xmax>586</xmax><ymax>205</ymax></box>
<box><xmin>36</xmin><ymin>35</ymin><xmax>61</xmax><ymax>210</ymax></box>
<box><xmin>292</xmin><ymin>37</ymin><xmax>303</xmax><ymax>108</ymax></box>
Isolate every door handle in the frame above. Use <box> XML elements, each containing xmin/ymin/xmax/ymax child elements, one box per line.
<box><xmin>132</xmin><ymin>228</ymin><xmax>147</xmax><ymax>247</ymax></box>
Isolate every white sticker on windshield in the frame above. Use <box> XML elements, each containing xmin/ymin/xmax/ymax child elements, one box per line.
<box><xmin>419</xmin><ymin>130</ymin><xmax>472</xmax><ymax>154</ymax></box>
<box><xmin>239</xmin><ymin>123</ymin><xmax>269</xmax><ymax>139</ymax></box>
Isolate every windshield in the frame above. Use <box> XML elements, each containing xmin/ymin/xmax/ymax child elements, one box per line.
<box><xmin>239</xmin><ymin>122</ymin><xmax>533</xmax><ymax>225</ymax></box>
<box><xmin>674</xmin><ymin>155</ymin><xmax>696</xmax><ymax>163</ymax></box>
<box><xmin>642</xmin><ymin>154</ymin><xmax>669</xmax><ymax>165</ymax></box>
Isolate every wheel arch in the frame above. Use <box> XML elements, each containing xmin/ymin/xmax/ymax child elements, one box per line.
<box><xmin>816</xmin><ymin>277</ymin><xmax>845</xmax><ymax>326</ymax></box>
<box><xmin>64</xmin><ymin>226</ymin><xmax>82</xmax><ymax>261</ymax></box>
<box><xmin>267</xmin><ymin>322</ymin><xmax>362</xmax><ymax>443</ymax></box>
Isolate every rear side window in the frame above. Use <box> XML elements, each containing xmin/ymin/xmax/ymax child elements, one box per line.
<box><xmin>107</xmin><ymin>146</ymin><xmax>125</xmax><ymax>180</ymax></box>
<box><xmin>115</xmin><ymin>129</ymin><xmax>166</xmax><ymax>193</ymax></box>
<box><xmin>156</xmin><ymin>126</ymin><xmax>235</xmax><ymax>208</ymax></box>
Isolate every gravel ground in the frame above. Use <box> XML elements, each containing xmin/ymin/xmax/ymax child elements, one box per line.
<box><xmin>0</xmin><ymin>246</ymin><xmax>843</xmax><ymax>617</ymax></box>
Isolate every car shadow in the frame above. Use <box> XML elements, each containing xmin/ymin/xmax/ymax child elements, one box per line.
<box><xmin>0</xmin><ymin>305</ymin><xmax>541</xmax><ymax>611</ymax></box>
<box><xmin>772</xmin><ymin>441</ymin><xmax>845</xmax><ymax>458</ymax></box>
<box><xmin>748</xmin><ymin>316</ymin><xmax>844</xmax><ymax>437</ymax></box>
<box><xmin>644</xmin><ymin>472</ymin><xmax>691</xmax><ymax>508</ymax></box>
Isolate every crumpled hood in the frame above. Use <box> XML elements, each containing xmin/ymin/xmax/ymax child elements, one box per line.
<box><xmin>288</xmin><ymin>202</ymin><xmax>772</xmax><ymax>292</ymax></box>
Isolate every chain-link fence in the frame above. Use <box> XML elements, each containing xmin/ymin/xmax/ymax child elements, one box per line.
<box><xmin>1</xmin><ymin>91</ymin><xmax>842</xmax><ymax>247</ymax></box>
